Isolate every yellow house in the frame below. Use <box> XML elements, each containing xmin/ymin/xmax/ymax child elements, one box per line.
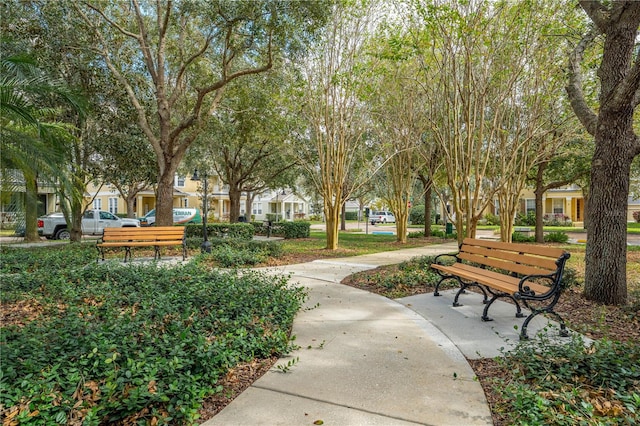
<box><xmin>517</xmin><ymin>185</ymin><xmax>586</xmax><ymax>227</ymax></box>
<box><xmin>85</xmin><ymin>173</ymin><xmax>237</xmax><ymax>221</ymax></box>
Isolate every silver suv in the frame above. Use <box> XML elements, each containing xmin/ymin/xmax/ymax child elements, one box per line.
<box><xmin>369</xmin><ymin>211</ymin><xmax>396</xmax><ymax>224</ymax></box>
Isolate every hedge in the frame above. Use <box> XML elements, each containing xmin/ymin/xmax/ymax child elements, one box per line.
<box><xmin>252</xmin><ymin>221</ymin><xmax>311</xmax><ymax>239</ymax></box>
<box><xmin>185</xmin><ymin>222</ymin><xmax>254</xmax><ymax>240</ymax></box>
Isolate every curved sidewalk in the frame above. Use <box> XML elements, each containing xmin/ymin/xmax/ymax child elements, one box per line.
<box><xmin>204</xmin><ymin>243</ymin><xmax>497</xmax><ymax>426</ymax></box>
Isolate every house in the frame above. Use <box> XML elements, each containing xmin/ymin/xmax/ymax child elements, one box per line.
<box><xmin>85</xmin><ymin>175</ymin><xmax>310</xmax><ymax>222</ymax></box>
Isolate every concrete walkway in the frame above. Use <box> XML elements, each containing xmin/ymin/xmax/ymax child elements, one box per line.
<box><xmin>204</xmin><ymin>242</ymin><xmax>569</xmax><ymax>426</ymax></box>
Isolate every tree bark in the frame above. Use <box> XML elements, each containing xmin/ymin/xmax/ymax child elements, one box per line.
<box><xmin>156</xmin><ymin>167</ymin><xmax>177</xmax><ymax>227</ymax></box>
<box><xmin>228</xmin><ymin>185</ymin><xmax>242</xmax><ymax>223</ymax></box>
<box><xmin>584</xmin><ymin>116</ymin><xmax>632</xmax><ymax>305</ymax></box>
<box><xmin>23</xmin><ymin>174</ymin><xmax>40</xmax><ymax>243</ymax></box>
<box><xmin>566</xmin><ymin>1</ymin><xmax>640</xmax><ymax>305</ymax></box>
<box><xmin>423</xmin><ymin>180</ymin><xmax>432</xmax><ymax>238</ymax></box>
<box><xmin>324</xmin><ymin>203</ymin><xmax>340</xmax><ymax>250</ymax></box>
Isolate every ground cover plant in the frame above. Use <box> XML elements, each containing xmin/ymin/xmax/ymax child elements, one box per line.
<box><xmin>341</xmin><ymin>245</ymin><xmax>640</xmax><ymax>425</ymax></box>
<box><xmin>0</xmin><ymin>245</ymin><xmax>305</xmax><ymax>425</ymax></box>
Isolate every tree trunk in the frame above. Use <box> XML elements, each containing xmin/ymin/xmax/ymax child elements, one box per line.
<box><xmin>245</xmin><ymin>191</ymin><xmax>255</xmax><ymax>221</ymax></box>
<box><xmin>156</xmin><ymin>167</ymin><xmax>177</xmax><ymax>227</ymax></box>
<box><xmin>340</xmin><ymin>203</ymin><xmax>346</xmax><ymax>231</ymax></box>
<box><xmin>534</xmin><ymin>163</ymin><xmax>546</xmax><ymax>243</ymax></box>
<box><xmin>228</xmin><ymin>185</ymin><xmax>242</xmax><ymax>223</ymax></box>
<box><xmin>396</xmin><ymin>210</ymin><xmax>408</xmax><ymax>244</ymax></box>
<box><xmin>324</xmin><ymin>203</ymin><xmax>340</xmax><ymax>250</ymax></box>
<box><xmin>584</xmin><ymin>122</ymin><xmax>631</xmax><ymax>305</ymax></box>
<box><xmin>23</xmin><ymin>173</ymin><xmax>40</xmax><ymax>243</ymax></box>
<box><xmin>126</xmin><ymin>194</ymin><xmax>136</xmax><ymax>218</ymax></box>
<box><xmin>70</xmin><ymin>211</ymin><xmax>83</xmax><ymax>242</ymax></box>
<box><xmin>424</xmin><ymin>183</ymin><xmax>432</xmax><ymax>237</ymax></box>
<box><xmin>534</xmin><ymin>187</ymin><xmax>545</xmax><ymax>243</ymax></box>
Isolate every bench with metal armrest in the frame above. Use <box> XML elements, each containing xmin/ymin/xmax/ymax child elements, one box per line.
<box><xmin>430</xmin><ymin>238</ymin><xmax>571</xmax><ymax>340</ymax></box>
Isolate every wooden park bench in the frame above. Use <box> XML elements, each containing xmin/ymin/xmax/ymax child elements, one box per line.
<box><xmin>96</xmin><ymin>226</ymin><xmax>187</xmax><ymax>262</ymax></box>
<box><xmin>430</xmin><ymin>238</ymin><xmax>571</xmax><ymax>340</ymax></box>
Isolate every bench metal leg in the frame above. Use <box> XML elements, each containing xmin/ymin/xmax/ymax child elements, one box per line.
<box><xmin>481</xmin><ymin>291</ymin><xmax>524</xmax><ymax>322</ymax></box>
<box><xmin>154</xmin><ymin>246</ymin><xmax>161</xmax><ymax>260</ymax></box>
<box><xmin>452</xmin><ymin>280</ymin><xmax>488</xmax><ymax>307</ymax></box>
<box><xmin>519</xmin><ymin>304</ymin><xmax>569</xmax><ymax>340</ymax></box>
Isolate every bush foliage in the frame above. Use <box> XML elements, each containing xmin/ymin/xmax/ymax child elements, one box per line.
<box><xmin>495</xmin><ymin>334</ymin><xmax>640</xmax><ymax>425</ymax></box>
<box><xmin>185</xmin><ymin>223</ymin><xmax>254</xmax><ymax>240</ymax></box>
<box><xmin>0</xmin><ymin>245</ymin><xmax>305</xmax><ymax>425</ymax></box>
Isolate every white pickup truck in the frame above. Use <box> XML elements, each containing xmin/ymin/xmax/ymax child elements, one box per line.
<box><xmin>37</xmin><ymin>209</ymin><xmax>140</xmax><ymax>240</ymax></box>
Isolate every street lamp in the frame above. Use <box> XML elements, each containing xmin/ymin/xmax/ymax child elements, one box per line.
<box><xmin>191</xmin><ymin>169</ymin><xmax>212</xmax><ymax>253</ymax></box>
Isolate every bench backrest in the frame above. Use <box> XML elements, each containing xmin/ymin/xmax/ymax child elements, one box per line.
<box><xmin>101</xmin><ymin>226</ymin><xmax>186</xmax><ymax>242</ymax></box>
<box><xmin>458</xmin><ymin>238</ymin><xmax>570</xmax><ymax>277</ymax></box>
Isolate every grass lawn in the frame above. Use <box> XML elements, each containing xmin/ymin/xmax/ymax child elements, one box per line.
<box><xmin>272</xmin><ymin>230</ymin><xmax>452</xmax><ymax>263</ymax></box>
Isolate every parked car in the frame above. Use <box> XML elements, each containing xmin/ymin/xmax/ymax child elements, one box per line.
<box><xmin>139</xmin><ymin>208</ymin><xmax>201</xmax><ymax>226</ymax></box>
<box><xmin>37</xmin><ymin>209</ymin><xmax>140</xmax><ymax>240</ymax></box>
<box><xmin>369</xmin><ymin>211</ymin><xmax>396</xmax><ymax>224</ymax></box>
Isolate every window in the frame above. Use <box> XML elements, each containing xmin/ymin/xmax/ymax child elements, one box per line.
<box><xmin>182</xmin><ymin>198</ymin><xmax>189</xmax><ymax>208</ymax></box>
<box><xmin>525</xmin><ymin>199</ymin><xmax>535</xmax><ymax>214</ymax></box>
<box><xmin>108</xmin><ymin>197</ymin><xmax>118</xmax><ymax>214</ymax></box>
<box><xmin>100</xmin><ymin>211</ymin><xmax>117</xmax><ymax>220</ymax></box>
<box><xmin>552</xmin><ymin>199</ymin><xmax>564</xmax><ymax>214</ymax></box>
<box><xmin>175</xmin><ymin>175</ymin><xmax>185</xmax><ymax>187</ymax></box>
<box><xmin>252</xmin><ymin>202</ymin><xmax>262</xmax><ymax>215</ymax></box>
<box><xmin>93</xmin><ymin>199</ymin><xmax>102</xmax><ymax>210</ymax></box>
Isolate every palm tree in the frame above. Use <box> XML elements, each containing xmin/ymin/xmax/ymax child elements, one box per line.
<box><xmin>1</xmin><ymin>55</ymin><xmax>78</xmax><ymax>241</ymax></box>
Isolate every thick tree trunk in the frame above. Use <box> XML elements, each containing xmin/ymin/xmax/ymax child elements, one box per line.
<box><xmin>24</xmin><ymin>174</ymin><xmax>40</xmax><ymax>243</ymax></box>
<box><xmin>584</xmin><ymin>119</ymin><xmax>631</xmax><ymax>305</ymax></box>
<box><xmin>156</xmin><ymin>168</ymin><xmax>176</xmax><ymax>227</ymax></box>
<box><xmin>126</xmin><ymin>195</ymin><xmax>136</xmax><ymax>218</ymax></box>
<box><xmin>228</xmin><ymin>185</ymin><xmax>242</xmax><ymax>223</ymax></box>
<box><xmin>70</xmin><ymin>211</ymin><xmax>83</xmax><ymax>242</ymax></box>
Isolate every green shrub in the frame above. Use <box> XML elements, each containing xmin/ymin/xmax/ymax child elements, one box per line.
<box><xmin>213</xmin><ymin>245</ymin><xmax>267</xmax><ymax>267</ymax></box>
<box><xmin>514</xmin><ymin>211</ymin><xmax>535</xmax><ymax>226</ymax></box>
<box><xmin>364</xmin><ymin>255</ymin><xmax>456</xmax><ymax>298</ymax></box>
<box><xmin>512</xmin><ymin>231</ymin><xmax>535</xmax><ymax>242</ymax></box>
<box><xmin>185</xmin><ymin>222</ymin><xmax>254</xmax><ymax>240</ymax></box>
<box><xmin>251</xmin><ymin>221</ymin><xmax>310</xmax><ymax>238</ymax></box>
<box><xmin>484</xmin><ymin>213</ymin><xmax>501</xmax><ymax>226</ymax></box>
<box><xmin>0</xmin><ymin>248</ymin><xmax>304</xmax><ymax>424</ymax></box>
<box><xmin>560</xmin><ymin>266</ymin><xmax>581</xmax><ymax>289</ymax></box>
<box><xmin>408</xmin><ymin>231</ymin><xmax>426</xmax><ymax>238</ymax></box>
<box><xmin>187</xmin><ymin>237</ymin><xmax>283</xmax><ymax>259</ymax></box>
<box><xmin>544</xmin><ymin>231</ymin><xmax>569</xmax><ymax>243</ymax></box>
<box><xmin>495</xmin><ymin>334</ymin><xmax>640</xmax><ymax>425</ymax></box>
<box><xmin>633</xmin><ymin>210</ymin><xmax>640</xmax><ymax>223</ymax></box>
<box><xmin>409</xmin><ymin>205</ymin><xmax>425</xmax><ymax>225</ymax></box>
<box><xmin>431</xmin><ymin>229</ymin><xmax>457</xmax><ymax>239</ymax></box>
<box><xmin>344</xmin><ymin>211</ymin><xmax>358</xmax><ymax>221</ymax></box>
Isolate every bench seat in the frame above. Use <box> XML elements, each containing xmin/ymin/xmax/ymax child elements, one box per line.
<box><xmin>97</xmin><ymin>226</ymin><xmax>187</xmax><ymax>262</ymax></box>
<box><xmin>430</xmin><ymin>238</ymin><xmax>571</xmax><ymax>339</ymax></box>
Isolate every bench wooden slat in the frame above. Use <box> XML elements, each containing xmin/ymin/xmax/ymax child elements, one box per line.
<box><xmin>432</xmin><ymin>263</ymin><xmax>550</xmax><ymax>295</ymax></box>
<box><xmin>462</xmin><ymin>238</ymin><xmax>565</xmax><ymax>258</ymax></box>
<box><xmin>462</xmin><ymin>244</ymin><xmax>559</xmax><ymax>271</ymax></box>
<box><xmin>96</xmin><ymin>226</ymin><xmax>187</xmax><ymax>262</ymax></box>
<box><xmin>458</xmin><ymin>252</ymin><xmax>551</xmax><ymax>277</ymax></box>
